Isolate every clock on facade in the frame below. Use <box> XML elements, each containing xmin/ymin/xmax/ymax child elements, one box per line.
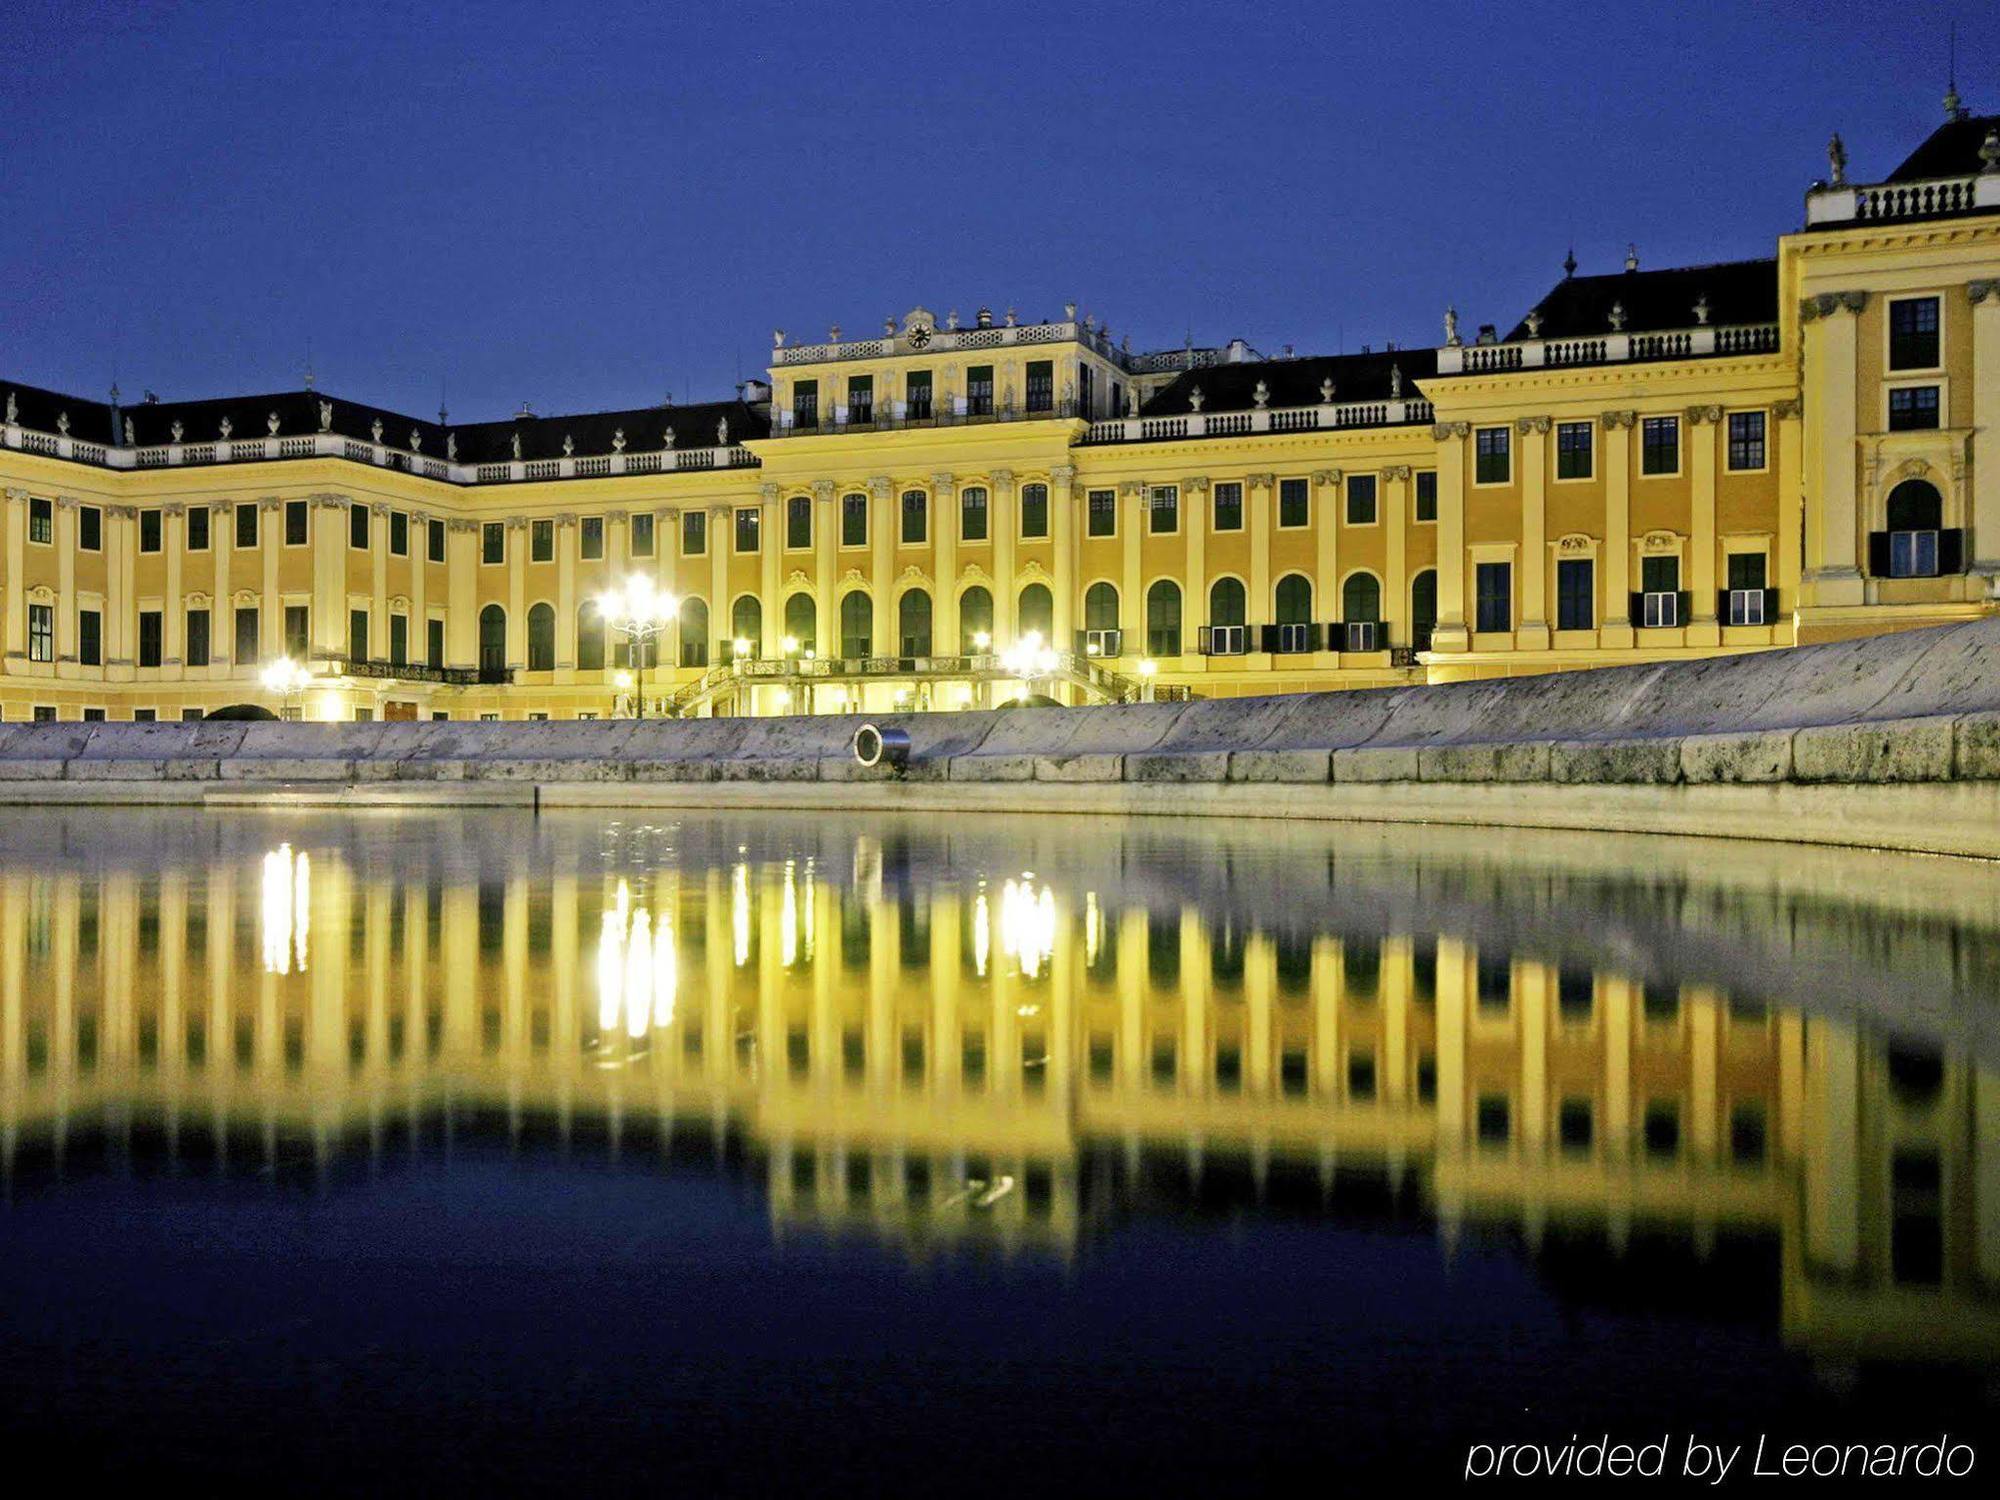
<box><xmin>907</xmin><ymin>326</ymin><xmax>931</xmax><ymax>349</ymax></box>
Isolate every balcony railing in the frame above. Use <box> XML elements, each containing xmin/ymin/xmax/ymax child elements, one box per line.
<box><xmin>772</xmin><ymin>318</ymin><xmax>1121</xmax><ymax>367</ymax></box>
<box><xmin>1437</xmin><ymin>321</ymin><xmax>1780</xmax><ymax>376</ymax></box>
<box><xmin>323</xmin><ymin>656</ymin><xmax>498</xmax><ymax>687</ymax></box>
<box><xmin>1807</xmin><ymin>170</ymin><xmax>2000</xmax><ymax>227</ymax></box>
<box><xmin>1081</xmin><ymin>396</ymin><xmax>1434</xmax><ymax>445</ymax></box>
<box><xmin>771</xmin><ymin>398</ymin><xmax>1082</xmax><ymax>435</ymax></box>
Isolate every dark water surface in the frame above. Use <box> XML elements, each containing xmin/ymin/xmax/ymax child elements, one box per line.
<box><xmin>0</xmin><ymin>808</ymin><xmax>1994</xmax><ymax>1493</ymax></box>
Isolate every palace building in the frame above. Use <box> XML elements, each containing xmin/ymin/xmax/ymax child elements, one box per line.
<box><xmin>2</xmin><ymin>105</ymin><xmax>1997</xmax><ymax>722</ymax></box>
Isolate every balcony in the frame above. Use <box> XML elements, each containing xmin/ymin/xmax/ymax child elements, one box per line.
<box><xmin>770</xmin><ymin>398</ymin><xmax>1081</xmax><ymax>437</ymax></box>
<box><xmin>1806</xmin><ymin>171</ymin><xmax>2000</xmax><ymax>227</ymax></box>
<box><xmin>1081</xmin><ymin>396</ymin><xmax>1434</xmax><ymax>445</ymax></box>
<box><xmin>1435</xmin><ymin>322</ymin><xmax>1780</xmax><ymax>376</ymax></box>
<box><xmin>324</xmin><ymin>656</ymin><xmax>499</xmax><ymax>687</ymax></box>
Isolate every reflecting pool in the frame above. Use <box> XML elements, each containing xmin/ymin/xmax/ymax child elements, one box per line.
<box><xmin>1</xmin><ymin>809</ymin><xmax>1995</xmax><ymax>1491</ymax></box>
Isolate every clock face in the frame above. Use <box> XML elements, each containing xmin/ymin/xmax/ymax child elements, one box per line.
<box><xmin>907</xmin><ymin>326</ymin><xmax>931</xmax><ymax>349</ymax></box>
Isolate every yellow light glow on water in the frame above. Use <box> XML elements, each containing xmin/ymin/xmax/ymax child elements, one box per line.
<box><xmin>260</xmin><ymin>843</ymin><xmax>309</xmax><ymax>975</ymax></box>
<box><xmin>732</xmin><ymin>863</ymin><xmax>751</xmax><ymax>967</ymax></box>
<box><xmin>594</xmin><ymin>881</ymin><xmax>677</xmax><ymax>1040</ymax></box>
<box><xmin>802</xmin><ymin>861</ymin><xmax>817</xmax><ymax>959</ymax></box>
<box><xmin>780</xmin><ymin>860</ymin><xmax>799</xmax><ymax>968</ymax></box>
<box><xmin>1000</xmin><ymin>876</ymin><xmax>1056</xmax><ymax>979</ymax></box>
<box><xmin>1085</xmin><ymin>890</ymin><xmax>1102</xmax><ymax>969</ymax></box>
<box><xmin>973</xmin><ymin>885</ymin><xmax>991</xmax><ymax>978</ymax></box>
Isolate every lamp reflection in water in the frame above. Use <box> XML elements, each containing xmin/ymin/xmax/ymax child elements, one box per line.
<box><xmin>593</xmin><ymin>880</ymin><xmax>677</xmax><ymax>1059</ymax></box>
<box><xmin>999</xmin><ymin>874</ymin><xmax>1056</xmax><ymax>979</ymax></box>
<box><xmin>259</xmin><ymin>843</ymin><xmax>310</xmax><ymax>975</ymax></box>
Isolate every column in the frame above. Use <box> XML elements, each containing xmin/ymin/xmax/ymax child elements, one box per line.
<box><xmin>107</xmin><ymin>505</ymin><xmax>135</xmax><ymax>672</ymax></box>
<box><xmin>261</xmin><ymin>499</ymin><xmax>283</xmax><ymax>661</ymax></box>
<box><xmin>212</xmin><ymin>503</ymin><xmax>233</xmax><ymax>671</ymax></box>
<box><xmin>1313</xmin><ymin>469</ymin><xmax>1340</xmax><ymax>633</ymax></box>
<box><xmin>869</xmin><ymin>479</ymin><xmax>894</xmax><ymax>651</ymax></box>
<box><xmin>2</xmin><ymin>489</ymin><xmax>24</xmax><ymax>660</ymax></box>
<box><xmin>408</xmin><ymin>509</ymin><xmax>427</xmax><ymax>670</ymax></box>
<box><xmin>1968</xmin><ymin>281</ymin><xmax>2000</xmax><ymax>583</ymax></box>
<box><xmin>1051</xmin><ymin>464</ymin><xmax>1076</xmax><ymax>643</ymax></box>
<box><xmin>446</xmin><ymin>519</ymin><xmax>477</xmax><ymax>668</ymax></box>
<box><xmin>1686</xmin><ymin>405</ymin><xmax>1721</xmax><ymax>647</ymax></box>
<box><xmin>505</xmin><ymin>516</ymin><xmax>527</xmax><ymax>670</ymax></box>
<box><xmin>55</xmin><ymin>497</ymin><xmax>78</xmax><ymax>667</ymax></box>
<box><xmin>1516</xmin><ymin>418</ymin><xmax>1550</xmax><ymax>651</ymax></box>
<box><xmin>556</xmin><ymin>514</ymin><xmax>578</xmax><ymax>672</ymax></box>
<box><xmin>709</xmin><ymin>506</ymin><xmax>729</xmax><ymax>654</ymax></box>
<box><xmin>1182</xmin><ymin>478</ymin><xmax>1206</xmax><ymax>657</ymax></box>
<box><xmin>313</xmin><ymin>496</ymin><xmax>349</xmax><ymax>657</ymax></box>
<box><xmin>932</xmin><ymin>474</ymin><xmax>958</xmax><ymax>651</ymax></box>
<box><xmin>992</xmin><ymin>469</ymin><xmax>1017</xmax><ymax>643</ymax></box>
<box><xmin>1120</xmin><ymin>482</ymin><xmax>1144</xmax><ymax>651</ymax></box>
<box><xmin>1601</xmin><ymin>412</ymin><xmax>1635</xmax><ymax>647</ymax></box>
<box><xmin>1383</xmin><ymin>467</ymin><xmax>1410</xmax><ymax>644</ymax></box>
<box><xmin>163</xmin><ymin>503</ymin><xmax>185</xmax><ymax>671</ymax></box>
<box><xmin>1774</xmin><ymin>399</ymin><xmax>1803</xmax><ymax>638</ymax></box>
<box><xmin>1801</xmin><ymin>292</ymin><xmax>1865</xmax><ymax>607</ymax></box>
<box><xmin>369</xmin><ymin>502</ymin><xmax>389</xmax><ymax>659</ymax></box>
<box><xmin>813</xmin><ymin>480</ymin><xmax>837</xmax><ymax>653</ymax></box>
<box><xmin>1247</xmin><ymin>472</ymin><xmax>1273</xmax><ymax>631</ymax></box>
<box><xmin>758</xmin><ymin>484</ymin><xmax>782</xmax><ymax>657</ymax></box>
<box><xmin>1431</xmin><ymin>423</ymin><xmax>1470</xmax><ymax>652</ymax></box>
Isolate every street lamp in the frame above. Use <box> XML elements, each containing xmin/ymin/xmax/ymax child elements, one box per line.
<box><xmin>594</xmin><ymin>576</ymin><xmax>677</xmax><ymax>719</ymax></box>
<box><xmin>262</xmin><ymin>657</ymin><xmax>312</xmax><ymax>721</ymax></box>
<box><xmin>1138</xmin><ymin>657</ymin><xmax>1158</xmax><ymax>703</ymax></box>
<box><xmin>1000</xmin><ymin>630</ymin><xmax>1060</xmax><ymax>702</ymax></box>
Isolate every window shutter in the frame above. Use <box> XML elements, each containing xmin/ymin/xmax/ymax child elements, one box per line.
<box><xmin>1716</xmin><ymin>590</ymin><xmax>1730</xmax><ymax>623</ymax></box>
<box><xmin>1866</xmin><ymin>531</ymin><xmax>1892</xmax><ymax>577</ymax></box>
<box><xmin>1196</xmin><ymin>625</ymin><xmax>1213</xmax><ymax>655</ymax></box>
<box><xmin>1938</xmin><ymin>528</ymin><xmax>1965</xmax><ymax>574</ymax></box>
<box><xmin>1677</xmin><ymin>591</ymin><xmax>1691</xmax><ymax>627</ymax></box>
<box><xmin>1763</xmin><ymin>587</ymin><xmax>1780</xmax><ymax>618</ymax></box>
<box><xmin>1073</xmin><ymin>629</ymin><xmax>1087</xmax><ymax>656</ymax></box>
<box><xmin>1628</xmin><ymin>592</ymin><xmax>1643</xmax><ymax>626</ymax></box>
<box><xmin>1306</xmin><ymin>622</ymin><xmax>1324</xmax><ymax>652</ymax></box>
<box><xmin>1258</xmin><ymin>624</ymin><xmax>1278</xmax><ymax>654</ymax></box>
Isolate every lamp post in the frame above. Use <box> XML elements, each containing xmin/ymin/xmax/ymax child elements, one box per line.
<box><xmin>999</xmin><ymin>629</ymin><xmax>1060</xmax><ymax>704</ymax></box>
<box><xmin>594</xmin><ymin>576</ymin><xmax>677</xmax><ymax>719</ymax></box>
<box><xmin>1138</xmin><ymin>657</ymin><xmax>1158</xmax><ymax>703</ymax></box>
<box><xmin>262</xmin><ymin>657</ymin><xmax>312</xmax><ymax>721</ymax></box>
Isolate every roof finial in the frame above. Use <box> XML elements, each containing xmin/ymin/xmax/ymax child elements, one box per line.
<box><xmin>1944</xmin><ymin>19</ymin><xmax>1966</xmax><ymax>121</ymax></box>
<box><xmin>1827</xmin><ymin>131</ymin><xmax>1848</xmax><ymax>185</ymax></box>
<box><xmin>303</xmin><ymin>336</ymin><xmax>315</xmax><ymax>392</ymax></box>
<box><xmin>1562</xmin><ymin>246</ymin><xmax>1577</xmax><ymax>279</ymax></box>
<box><xmin>1624</xmin><ymin>243</ymin><xmax>1639</xmax><ymax>272</ymax></box>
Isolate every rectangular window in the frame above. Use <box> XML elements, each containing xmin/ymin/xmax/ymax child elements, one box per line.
<box><xmin>1727</xmin><ymin>411</ymin><xmax>1766</xmax><ymax>471</ymax></box>
<box><xmin>237</xmin><ymin>503</ymin><xmax>261</xmax><ymax>550</ymax></box>
<box><xmin>389</xmin><ymin>613</ymin><xmax>408</xmax><ymax>666</ymax></box>
<box><xmin>847</xmin><ymin>374</ymin><xmax>873</xmax><ymax>425</ymax></box>
<box><xmin>961</xmin><ymin>486</ymin><xmax>988</xmax><ymax>541</ymax></box>
<box><xmin>482</xmin><ymin>522</ymin><xmax>505</xmax><ymax>564</ymax></box>
<box><xmin>1278</xmin><ymin>477</ymin><xmax>1310</xmax><ymax>527</ymax></box>
<box><xmin>79</xmin><ymin>609</ymin><xmax>102</xmax><ymax>667</ymax></box>
<box><xmin>284</xmin><ymin>604</ymin><xmax>308</xmax><ymax>658</ymax></box>
<box><xmin>787</xmin><ymin>495</ymin><xmax>812</xmax><ymax>549</ymax></box>
<box><xmin>1148</xmin><ymin>485</ymin><xmax>1179</xmax><ymax>535</ymax></box>
<box><xmin>905</xmin><ymin>370</ymin><xmax>932</xmax><ymax>421</ymax></box>
<box><xmin>1212</xmin><ymin>482</ymin><xmax>1243</xmax><ymax>532</ymax></box>
<box><xmin>581</xmin><ymin>515</ymin><xmax>605</xmax><ymax>560</ymax></box>
<box><xmin>734</xmin><ymin>507</ymin><xmax>759</xmax><ymax>554</ymax></box>
<box><xmin>234</xmin><ymin>607</ymin><xmax>259</xmax><ymax>664</ymax></box>
<box><xmin>28</xmin><ymin>497</ymin><xmax>52</xmax><ymax>545</ymax></box>
<box><xmin>1887</xmin><ymin>386</ymin><xmax>1940</xmax><ymax>432</ymax></box>
<box><xmin>1889</xmin><ymin>296</ymin><xmax>1940</xmax><ymax>370</ymax></box>
<box><xmin>81</xmin><ymin>708</ymin><xmax>104</xmax><ymax>723</ymax></box>
<box><xmin>1415</xmin><ymin>470</ymin><xmax>1437</xmax><ymax>522</ymax></box>
<box><xmin>1639</xmin><ymin>554</ymin><xmax>1681</xmax><ymax>628</ymax></box>
<box><xmin>1025</xmin><ymin>360</ymin><xmax>1053</xmax><ymax>413</ymax></box>
<box><xmin>1726</xmin><ymin>552</ymin><xmax>1769</xmax><ymax>625</ymax></box>
<box><xmin>285</xmin><ymin>499</ymin><xmax>308</xmax><ymax>545</ymax></box>
<box><xmin>1474</xmin><ymin>561</ymin><xmax>1511</xmax><ymax>633</ymax></box>
<box><xmin>1556</xmin><ymin>421</ymin><xmax>1593</xmax><ymax>479</ymax></box>
<box><xmin>1087</xmin><ymin>488</ymin><xmax>1117</xmax><ymax>537</ymax></box>
<box><xmin>530</xmin><ymin>518</ymin><xmax>555</xmax><ymax>562</ymax></box>
<box><xmin>349</xmin><ymin>609</ymin><xmax>369</xmax><ymax>661</ymax></box>
<box><xmin>1474</xmin><ymin>426</ymin><xmax>1510</xmax><ymax>484</ymax></box>
<box><xmin>32</xmin><ymin>706</ymin><xmax>55</xmax><ymax>723</ymax></box>
<box><xmin>27</xmin><ymin>606</ymin><xmax>55</xmax><ymax>661</ymax></box>
<box><xmin>140</xmin><ymin>508</ymin><xmax>163</xmax><ymax>553</ymax></box>
<box><xmin>1019</xmin><ymin>483</ymin><xmax>1049</xmax><ymax>539</ymax></box>
<box><xmin>427</xmin><ymin>617</ymin><xmax>445</xmax><ymax>668</ymax></box>
<box><xmin>681</xmin><ymin>509</ymin><xmax>706</xmax><ymax>556</ymax></box>
<box><xmin>1345</xmin><ymin>474</ymin><xmax>1378</xmax><ymax>525</ymax></box>
<box><xmin>185</xmin><ymin>608</ymin><xmax>210</xmax><ymax>668</ymax></box>
<box><xmin>349</xmin><ymin>503</ymin><xmax>369</xmax><ymax>551</ymax></box>
<box><xmin>966</xmin><ymin>364</ymin><xmax>994</xmax><ymax>416</ymax></box>
<box><xmin>138</xmin><ymin>610</ymin><xmax>163</xmax><ymax>668</ymax></box>
<box><xmin>841</xmin><ymin>493</ymin><xmax>867</xmax><ymax>547</ymax></box>
<box><xmin>792</xmin><ymin>378</ymin><xmax>819</xmax><ymax>430</ymax></box>
<box><xmin>389</xmin><ymin>510</ymin><xmax>408</xmax><ymax>556</ymax></box>
<box><xmin>133</xmin><ymin>709</ymin><xmax>155</xmax><ymax>723</ymax></box>
<box><xmin>73</xmin><ymin>504</ymin><xmax>102</xmax><ymax>552</ymax></box>
<box><xmin>1641</xmin><ymin>416</ymin><xmax>1679</xmax><ymax>475</ymax></box>
<box><xmin>427</xmin><ymin>517</ymin><xmax>446</xmax><ymax>562</ymax></box>
<box><xmin>187</xmin><ymin>505</ymin><xmax>210</xmax><ymax>551</ymax></box>
<box><xmin>1556</xmin><ymin>557</ymin><xmax>1594</xmax><ymax>631</ymax></box>
<box><xmin>901</xmin><ymin>490</ymin><xmax>927</xmax><ymax>545</ymax></box>
<box><xmin>629</xmin><ymin>512</ymin><xmax>654</xmax><ymax>557</ymax></box>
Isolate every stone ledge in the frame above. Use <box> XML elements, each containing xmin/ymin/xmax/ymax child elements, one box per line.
<box><xmin>949</xmin><ymin>754</ymin><xmax>1034</xmax><ymax>782</ymax></box>
<box><xmin>1228</xmin><ymin>748</ymin><xmax>1333</xmax><ymax>784</ymax></box>
<box><xmin>1548</xmin><ymin>738</ymin><xmax>1683</xmax><ymax>785</ymax></box>
<box><xmin>1791</xmin><ymin>716</ymin><xmax>1958</xmax><ymax>784</ymax></box>
<box><xmin>1681</xmin><ymin>729</ymin><xmax>1793</xmax><ymax>784</ymax></box>
<box><xmin>1332</xmin><ymin>747</ymin><xmax>1420</xmax><ymax>783</ymax></box>
<box><xmin>1125</xmin><ymin>751</ymin><xmax>1230</xmax><ymax>784</ymax></box>
<box><xmin>1416</xmin><ymin>742</ymin><xmax>1553</xmax><ymax>783</ymax></box>
<box><xmin>1034</xmin><ymin>753</ymin><xmax>1123</xmax><ymax>782</ymax></box>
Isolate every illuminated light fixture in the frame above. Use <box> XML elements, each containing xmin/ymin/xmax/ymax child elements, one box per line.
<box><xmin>781</xmin><ymin>635</ymin><xmax>800</xmax><ymax>656</ymax></box>
<box><xmin>593</xmin><ymin>576</ymin><xmax>678</xmax><ymax>719</ymax></box>
<box><xmin>972</xmin><ymin>630</ymin><xmax>992</xmax><ymax>651</ymax></box>
<box><xmin>261</xmin><ymin>657</ymin><xmax>312</xmax><ymax>720</ymax></box>
<box><xmin>1138</xmin><ymin>659</ymin><xmax>1158</xmax><ymax>677</ymax></box>
<box><xmin>1000</xmin><ymin>630</ymin><xmax>1059</xmax><ymax>683</ymax></box>
<box><xmin>733</xmin><ymin>637</ymin><xmax>751</xmax><ymax>658</ymax></box>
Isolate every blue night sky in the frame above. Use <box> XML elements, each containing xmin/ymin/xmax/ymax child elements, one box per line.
<box><xmin>0</xmin><ymin>0</ymin><xmax>1989</xmax><ymax>421</ymax></box>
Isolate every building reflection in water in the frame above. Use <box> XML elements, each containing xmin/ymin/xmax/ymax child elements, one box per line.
<box><xmin>0</xmin><ymin>811</ymin><xmax>1996</xmax><ymax>1379</ymax></box>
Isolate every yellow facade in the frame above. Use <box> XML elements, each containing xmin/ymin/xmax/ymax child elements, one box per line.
<box><xmin>2</xmin><ymin>111</ymin><xmax>1996</xmax><ymax>721</ymax></box>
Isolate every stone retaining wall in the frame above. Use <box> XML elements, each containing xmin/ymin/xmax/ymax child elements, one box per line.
<box><xmin>3</xmin><ymin>617</ymin><xmax>1998</xmax><ymax>788</ymax></box>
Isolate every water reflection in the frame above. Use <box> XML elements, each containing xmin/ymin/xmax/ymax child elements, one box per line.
<box><xmin>0</xmin><ymin>809</ymin><xmax>1997</xmax><ymax>1381</ymax></box>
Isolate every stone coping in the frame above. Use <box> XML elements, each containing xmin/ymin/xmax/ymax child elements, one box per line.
<box><xmin>2</xmin><ymin>617</ymin><xmax>1997</xmax><ymax>788</ymax></box>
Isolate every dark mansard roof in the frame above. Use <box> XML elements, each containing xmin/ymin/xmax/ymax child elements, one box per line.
<box><xmin>1501</xmin><ymin>258</ymin><xmax>1777</xmax><ymax>343</ymax></box>
<box><xmin>1139</xmin><ymin>346</ymin><xmax>1437</xmax><ymax>416</ymax></box>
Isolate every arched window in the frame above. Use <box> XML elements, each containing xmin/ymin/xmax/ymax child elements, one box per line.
<box><xmin>840</xmin><ymin>590</ymin><xmax>872</xmax><ymax>658</ymax></box>
<box><xmin>1342</xmin><ymin>573</ymin><xmax>1382</xmax><ymax>623</ymax></box>
<box><xmin>1018</xmin><ymin>582</ymin><xmax>1053</xmax><ymax>640</ymax></box>
<box><xmin>577</xmin><ymin>603</ymin><xmax>605</xmax><ymax>672</ymax></box>
<box><xmin>731</xmin><ymin>595</ymin><xmax>761</xmax><ymax>654</ymax></box>
<box><xmin>1084</xmin><ymin>581</ymin><xmax>1119</xmax><ymax>631</ymax></box>
<box><xmin>1274</xmin><ymin>574</ymin><xmax>1313</xmax><ymax>624</ymax></box>
<box><xmin>898</xmin><ymin>589</ymin><xmax>933</xmax><ymax>656</ymax></box>
<box><xmin>478</xmin><ymin>604</ymin><xmax>506</xmax><ymax>678</ymax></box>
<box><xmin>1886</xmin><ymin>479</ymin><xmax>1942</xmax><ymax>532</ymax></box>
<box><xmin>526</xmin><ymin>602</ymin><xmax>555</xmax><ymax>672</ymax></box>
<box><xmin>679</xmin><ymin>597</ymin><xmax>709</xmax><ymax>669</ymax></box>
<box><xmin>1208</xmin><ymin>577</ymin><xmax>1246</xmax><ymax>626</ymax></box>
<box><xmin>959</xmin><ymin>585</ymin><xmax>994</xmax><ymax>651</ymax></box>
<box><xmin>1411</xmin><ymin>569</ymin><xmax>1438</xmax><ymax>649</ymax></box>
<box><xmin>1146</xmin><ymin>579</ymin><xmax>1182</xmax><ymax>656</ymax></box>
<box><xmin>783</xmin><ymin>592</ymin><xmax>817</xmax><ymax>654</ymax></box>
